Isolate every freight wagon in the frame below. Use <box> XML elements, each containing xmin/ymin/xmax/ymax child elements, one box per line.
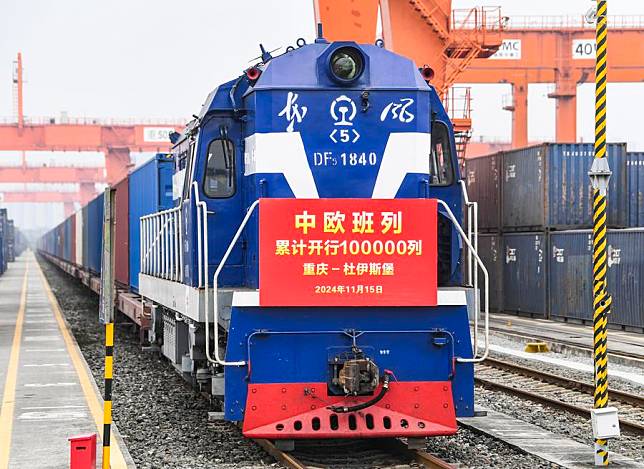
<box><xmin>39</xmin><ymin>154</ymin><xmax>175</xmax><ymax>290</ymax></box>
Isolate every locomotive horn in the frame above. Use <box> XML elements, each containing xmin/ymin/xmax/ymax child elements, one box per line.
<box><xmin>420</xmin><ymin>66</ymin><xmax>435</xmax><ymax>82</ymax></box>
<box><xmin>245</xmin><ymin>67</ymin><xmax>262</xmax><ymax>81</ymax></box>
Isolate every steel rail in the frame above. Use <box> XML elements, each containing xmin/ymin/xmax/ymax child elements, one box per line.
<box><xmin>476</xmin><ymin>359</ymin><xmax>644</xmax><ymax>435</ymax></box>
<box><xmin>253</xmin><ymin>439</ymin><xmax>308</xmax><ymax>469</ymax></box>
<box><xmin>255</xmin><ymin>438</ymin><xmax>457</xmax><ymax>469</ymax></box>
<box><xmin>483</xmin><ymin>357</ymin><xmax>644</xmax><ymax>407</ymax></box>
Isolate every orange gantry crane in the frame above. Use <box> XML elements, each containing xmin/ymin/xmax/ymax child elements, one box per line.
<box><xmin>0</xmin><ymin>53</ymin><xmax>182</xmax><ymax>216</ymax></box>
<box><xmin>461</xmin><ymin>15</ymin><xmax>644</xmax><ymax>148</ymax></box>
<box><xmin>314</xmin><ymin>1</ymin><xmax>644</xmax><ymax>151</ymax></box>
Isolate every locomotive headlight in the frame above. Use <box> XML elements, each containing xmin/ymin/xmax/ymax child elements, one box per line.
<box><xmin>329</xmin><ymin>47</ymin><xmax>364</xmax><ymax>83</ymax></box>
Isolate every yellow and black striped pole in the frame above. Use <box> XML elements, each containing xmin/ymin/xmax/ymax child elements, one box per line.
<box><xmin>100</xmin><ymin>187</ymin><xmax>116</xmax><ymax>468</ymax></box>
<box><xmin>103</xmin><ymin>322</ymin><xmax>114</xmax><ymax>469</ymax></box>
<box><xmin>589</xmin><ymin>0</ymin><xmax>612</xmax><ymax>465</ymax></box>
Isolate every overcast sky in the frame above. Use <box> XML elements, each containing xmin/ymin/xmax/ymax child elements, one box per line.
<box><xmin>0</xmin><ymin>0</ymin><xmax>642</xmax><ymax>148</ymax></box>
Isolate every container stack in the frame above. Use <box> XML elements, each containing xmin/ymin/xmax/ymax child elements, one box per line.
<box><xmin>466</xmin><ymin>143</ymin><xmax>644</xmax><ymax>331</ymax></box>
<box><xmin>0</xmin><ymin>208</ymin><xmax>19</xmax><ymax>276</ymax></box>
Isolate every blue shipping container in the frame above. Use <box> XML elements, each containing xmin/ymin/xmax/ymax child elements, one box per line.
<box><xmin>63</xmin><ymin>218</ymin><xmax>72</xmax><ymax>262</ymax></box>
<box><xmin>87</xmin><ymin>193</ymin><xmax>104</xmax><ymax>274</ymax></box>
<box><xmin>549</xmin><ymin>229</ymin><xmax>644</xmax><ymax>330</ymax></box>
<box><xmin>627</xmin><ymin>152</ymin><xmax>644</xmax><ymax>227</ymax></box>
<box><xmin>128</xmin><ymin>154</ymin><xmax>175</xmax><ymax>291</ymax></box>
<box><xmin>502</xmin><ymin>232</ymin><xmax>547</xmax><ymax>316</ymax></box>
<box><xmin>82</xmin><ymin>205</ymin><xmax>90</xmax><ymax>270</ymax></box>
<box><xmin>465</xmin><ymin>153</ymin><xmax>502</xmax><ymax>232</ymax></box>
<box><xmin>502</xmin><ymin>143</ymin><xmax>628</xmax><ymax>230</ymax></box>
<box><xmin>477</xmin><ymin>233</ymin><xmax>503</xmax><ymax>312</ymax></box>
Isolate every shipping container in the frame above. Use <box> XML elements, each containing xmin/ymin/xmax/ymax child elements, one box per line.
<box><xmin>6</xmin><ymin>220</ymin><xmax>15</xmax><ymax>262</ymax></box>
<box><xmin>128</xmin><ymin>154</ymin><xmax>175</xmax><ymax>291</ymax></box>
<box><xmin>0</xmin><ymin>209</ymin><xmax>7</xmax><ymax>273</ymax></box>
<box><xmin>75</xmin><ymin>209</ymin><xmax>83</xmax><ymax>266</ymax></box>
<box><xmin>114</xmin><ymin>177</ymin><xmax>130</xmax><ymax>287</ymax></box>
<box><xmin>549</xmin><ymin>229</ymin><xmax>644</xmax><ymax>330</ymax></box>
<box><xmin>477</xmin><ymin>233</ymin><xmax>503</xmax><ymax>312</ymax></box>
<box><xmin>465</xmin><ymin>153</ymin><xmax>502</xmax><ymax>232</ymax></box>
<box><xmin>502</xmin><ymin>232</ymin><xmax>547</xmax><ymax>317</ymax></box>
<box><xmin>627</xmin><ymin>152</ymin><xmax>644</xmax><ymax>227</ymax></box>
<box><xmin>502</xmin><ymin>143</ymin><xmax>628</xmax><ymax>230</ymax></box>
<box><xmin>548</xmin><ymin>230</ymin><xmax>593</xmax><ymax>322</ymax></box>
<box><xmin>86</xmin><ymin>193</ymin><xmax>104</xmax><ymax>274</ymax></box>
<box><xmin>63</xmin><ymin>217</ymin><xmax>73</xmax><ymax>262</ymax></box>
<box><xmin>82</xmin><ymin>205</ymin><xmax>90</xmax><ymax>270</ymax></box>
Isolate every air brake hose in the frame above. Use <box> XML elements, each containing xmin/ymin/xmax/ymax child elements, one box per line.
<box><xmin>327</xmin><ymin>371</ymin><xmax>393</xmax><ymax>414</ymax></box>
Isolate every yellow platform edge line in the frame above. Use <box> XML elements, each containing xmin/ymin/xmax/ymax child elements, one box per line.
<box><xmin>36</xmin><ymin>257</ymin><xmax>128</xmax><ymax>468</ymax></box>
<box><xmin>0</xmin><ymin>262</ymin><xmax>29</xmax><ymax>469</ymax></box>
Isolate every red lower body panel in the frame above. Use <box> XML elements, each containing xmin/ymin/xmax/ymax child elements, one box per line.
<box><xmin>243</xmin><ymin>381</ymin><xmax>456</xmax><ymax>439</ymax></box>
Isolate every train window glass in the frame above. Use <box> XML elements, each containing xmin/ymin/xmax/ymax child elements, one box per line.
<box><xmin>430</xmin><ymin>122</ymin><xmax>454</xmax><ymax>186</ymax></box>
<box><xmin>204</xmin><ymin>139</ymin><xmax>235</xmax><ymax>198</ymax></box>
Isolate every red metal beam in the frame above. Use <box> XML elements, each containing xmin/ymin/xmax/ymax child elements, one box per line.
<box><xmin>0</xmin><ymin>167</ymin><xmax>105</xmax><ymax>183</ymax></box>
<box><xmin>0</xmin><ymin>124</ymin><xmax>181</xmax><ymax>151</ymax></box>
<box><xmin>0</xmin><ymin>191</ymin><xmax>94</xmax><ymax>203</ymax></box>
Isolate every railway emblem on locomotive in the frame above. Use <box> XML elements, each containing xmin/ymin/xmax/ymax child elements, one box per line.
<box><xmin>278</xmin><ymin>91</ymin><xmax>308</xmax><ymax>132</ymax></box>
<box><xmin>329</xmin><ymin>95</ymin><xmax>360</xmax><ymax>143</ymax></box>
<box><xmin>380</xmin><ymin>98</ymin><xmax>415</xmax><ymax>123</ymax></box>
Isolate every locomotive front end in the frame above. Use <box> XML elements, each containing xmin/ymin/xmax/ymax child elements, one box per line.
<box><xmin>141</xmin><ymin>36</ymin><xmax>480</xmax><ymax>444</ymax></box>
<box><xmin>223</xmin><ymin>40</ymin><xmax>475</xmax><ymax>440</ymax></box>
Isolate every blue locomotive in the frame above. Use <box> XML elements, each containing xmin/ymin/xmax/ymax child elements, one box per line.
<box><xmin>136</xmin><ymin>34</ymin><xmax>487</xmax><ymax>443</ymax></box>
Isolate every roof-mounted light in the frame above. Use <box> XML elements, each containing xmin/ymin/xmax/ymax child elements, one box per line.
<box><xmin>329</xmin><ymin>46</ymin><xmax>364</xmax><ymax>84</ymax></box>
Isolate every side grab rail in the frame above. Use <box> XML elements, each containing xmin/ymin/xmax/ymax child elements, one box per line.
<box><xmin>437</xmin><ymin>199</ymin><xmax>489</xmax><ymax>363</ymax></box>
<box><xmin>459</xmin><ymin>180</ymin><xmax>480</xmax><ymax>357</ymax></box>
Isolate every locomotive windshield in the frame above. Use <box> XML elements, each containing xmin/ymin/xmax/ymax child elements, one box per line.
<box><xmin>430</xmin><ymin>121</ymin><xmax>454</xmax><ymax>186</ymax></box>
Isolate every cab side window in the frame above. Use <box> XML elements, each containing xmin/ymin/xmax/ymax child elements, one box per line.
<box><xmin>430</xmin><ymin>122</ymin><xmax>454</xmax><ymax>186</ymax></box>
<box><xmin>204</xmin><ymin>139</ymin><xmax>235</xmax><ymax>198</ymax></box>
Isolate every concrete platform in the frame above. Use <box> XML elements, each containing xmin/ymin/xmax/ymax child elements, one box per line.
<box><xmin>0</xmin><ymin>252</ymin><xmax>133</xmax><ymax>468</ymax></box>
<box><xmin>460</xmin><ymin>408</ymin><xmax>644</xmax><ymax>468</ymax></box>
<box><xmin>487</xmin><ymin>313</ymin><xmax>644</xmax><ymax>366</ymax></box>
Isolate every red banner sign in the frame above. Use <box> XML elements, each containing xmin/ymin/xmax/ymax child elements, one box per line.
<box><xmin>259</xmin><ymin>198</ymin><xmax>438</xmax><ymax>306</ymax></box>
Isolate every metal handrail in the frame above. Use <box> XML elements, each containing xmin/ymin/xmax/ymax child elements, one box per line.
<box><xmin>208</xmin><ymin>200</ymin><xmax>259</xmax><ymax>367</ymax></box>
<box><xmin>458</xmin><ymin>180</ymin><xmax>480</xmax><ymax>358</ymax></box>
<box><xmin>437</xmin><ymin>199</ymin><xmax>489</xmax><ymax>363</ymax></box>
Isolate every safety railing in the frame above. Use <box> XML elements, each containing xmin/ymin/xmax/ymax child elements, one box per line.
<box><xmin>504</xmin><ymin>15</ymin><xmax>644</xmax><ymax>29</ymax></box>
<box><xmin>444</xmin><ymin>86</ymin><xmax>472</xmax><ymax>123</ymax></box>
<box><xmin>452</xmin><ymin>6</ymin><xmax>504</xmax><ymax>31</ymax></box>
<box><xmin>140</xmin><ymin>206</ymin><xmax>183</xmax><ymax>282</ymax></box>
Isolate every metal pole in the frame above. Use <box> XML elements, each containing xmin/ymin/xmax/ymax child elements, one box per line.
<box><xmin>589</xmin><ymin>0</ymin><xmax>611</xmax><ymax>465</ymax></box>
<box><xmin>102</xmin><ymin>322</ymin><xmax>114</xmax><ymax>469</ymax></box>
<box><xmin>99</xmin><ymin>188</ymin><xmax>116</xmax><ymax>468</ymax></box>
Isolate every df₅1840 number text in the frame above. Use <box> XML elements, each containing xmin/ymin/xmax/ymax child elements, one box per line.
<box><xmin>313</xmin><ymin>151</ymin><xmax>378</xmax><ymax>167</ymax></box>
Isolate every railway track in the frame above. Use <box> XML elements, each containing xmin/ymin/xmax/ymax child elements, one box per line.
<box><xmin>486</xmin><ymin>324</ymin><xmax>644</xmax><ymax>366</ymax></box>
<box><xmin>255</xmin><ymin>438</ymin><xmax>457</xmax><ymax>469</ymax></box>
<box><xmin>476</xmin><ymin>357</ymin><xmax>644</xmax><ymax>435</ymax></box>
